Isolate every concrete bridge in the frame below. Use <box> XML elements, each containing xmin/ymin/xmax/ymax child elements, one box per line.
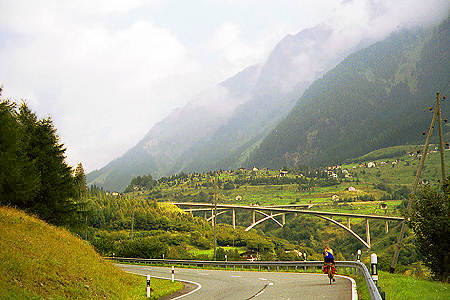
<box><xmin>171</xmin><ymin>202</ymin><xmax>405</xmax><ymax>249</ymax></box>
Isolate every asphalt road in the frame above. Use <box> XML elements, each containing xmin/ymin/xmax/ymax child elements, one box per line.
<box><xmin>118</xmin><ymin>264</ymin><xmax>354</xmax><ymax>300</ymax></box>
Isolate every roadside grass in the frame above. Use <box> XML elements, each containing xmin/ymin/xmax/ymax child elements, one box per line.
<box><xmin>0</xmin><ymin>206</ymin><xmax>182</xmax><ymax>299</ymax></box>
<box><xmin>189</xmin><ymin>246</ymin><xmax>246</xmax><ymax>257</ymax></box>
<box><xmin>377</xmin><ymin>270</ymin><xmax>450</xmax><ymax>300</ymax></box>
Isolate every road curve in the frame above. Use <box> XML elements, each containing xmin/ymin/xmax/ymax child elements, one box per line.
<box><xmin>118</xmin><ymin>264</ymin><xmax>354</xmax><ymax>299</ymax></box>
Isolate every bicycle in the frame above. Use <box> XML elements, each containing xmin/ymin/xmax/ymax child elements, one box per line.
<box><xmin>323</xmin><ymin>262</ymin><xmax>336</xmax><ymax>284</ymax></box>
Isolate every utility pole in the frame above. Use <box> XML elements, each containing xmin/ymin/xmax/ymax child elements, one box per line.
<box><xmin>213</xmin><ymin>172</ymin><xmax>218</xmax><ymax>260</ymax></box>
<box><xmin>131</xmin><ymin>195</ymin><xmax>135</xmax><ymax>240</ymax></box>
<box><xmin>390</xmin><ymin>92</ymin><xmax>441</xmax><ymax>272</ymax></box>
<box><xmin>436</xmin><ymin>92</ymin><xmax>446</xmax><ymax>185</ymax></box>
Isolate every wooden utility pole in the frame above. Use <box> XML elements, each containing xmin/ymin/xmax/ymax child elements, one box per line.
<box><xmin>131</xmin><ymin>195</ymin><xmax>135</xmax><ymax>240</ymax></box>
<box><xmin>436</xmin><ymin>92</ymin><xmax>447</xmax><ymax>184</ymax></box>
<box><xmin>213</xmin><ymin>173</ymin><xmax>218</xmax><ymax>260</ymax></box>
<box><xmin>390</xmin><ymin>92</ymin><xmax>442</xmax><ymax>272</ymax></box>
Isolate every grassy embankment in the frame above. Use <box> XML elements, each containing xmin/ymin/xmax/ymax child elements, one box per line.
<box><xmin>354</xmin><ymin>270</ymin><xmax>450</xmax><ymax>300</ymax></box>
<box><xmin>0</xmin><ymin>206</ymin><xmax>183</xmax><ymax>299</ymax></box>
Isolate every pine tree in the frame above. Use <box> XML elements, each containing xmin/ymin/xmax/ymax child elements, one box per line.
<box><xmin>74</xmin><ymin>163</ymin><xmax>88</xmax><ymax>199</ymax></box>
<box><xmin>16</xmin><ymin>103</ymin><xmax>77</xmax><ymax>225</ymax></box>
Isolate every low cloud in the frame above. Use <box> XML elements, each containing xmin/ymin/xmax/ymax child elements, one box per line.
<box><xmin>0</xmin><ymin>0</ymin><xmax>447</xmax><ymax>172</ymax></box>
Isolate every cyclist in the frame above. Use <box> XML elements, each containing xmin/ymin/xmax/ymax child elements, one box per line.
<box><xmin>323</xmin><ymin>245</ymin><xmax>336</xmax><ymax>282</ymax></box>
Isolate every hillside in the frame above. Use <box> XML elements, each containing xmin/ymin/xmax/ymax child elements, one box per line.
<box><xmin>247</xmin><ymin>18</ymin><xmax>450</xmax><ymax>169</ymax></box>
<box><xmin>87</xmin><ymin>24</ymin><xmax>360</xmax><ymax>192</ymax></box>
<box><xmin>0</xmin><ymin>206</ymin><xmax>182</xmax><ymax>299</ymax></box>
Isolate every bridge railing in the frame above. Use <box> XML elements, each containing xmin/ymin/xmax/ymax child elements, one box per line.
<box><xmin>106</xmin><ymin>257</ymin><xmax>382</xmax><ymax>300</ymax></box>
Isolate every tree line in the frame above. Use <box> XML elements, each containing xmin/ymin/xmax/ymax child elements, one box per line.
<box><xmin>0</xmin><ymin>93</ymin><xmax>83</xmax><ymax>226</ymax></box>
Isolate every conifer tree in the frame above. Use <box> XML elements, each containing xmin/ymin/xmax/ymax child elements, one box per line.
<box><xmin>0</xmin><ymin>91</ymin><xmax>78</xmax><ymax>226</ymax></box>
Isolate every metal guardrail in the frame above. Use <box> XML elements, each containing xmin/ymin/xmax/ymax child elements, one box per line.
<box><xmin>107</xmin><ymin>257</ymin><xmax>382</xmax><ymax>300</ymax></box>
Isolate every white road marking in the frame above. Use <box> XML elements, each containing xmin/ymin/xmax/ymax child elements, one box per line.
<box><xmin>197</xmin><ymin>272</ymin><xmax>209</xmax><ymax>276</ymax></box>
<box><xmin>231</xmin><ymin>275</ymin><xmax>242</xmax><ymax>278</ymax></box>
<box><xmin>123</xmin><ymin>270</ymin><xmax>202</xmax><ymax>299</ymax></box>
<box><xmin>335</xmin><ymin>275</ymin><xmax>358</xmax><ymax>300</ymax></box>
<box><xmin>258</xmin><ymin>278</ymin><xmax>267</xmax><ymax>281</ymax></box>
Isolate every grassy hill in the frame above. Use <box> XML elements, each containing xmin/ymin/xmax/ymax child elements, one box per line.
<box><xmin>0</xmin><ymin>206</ymin><xmax>182</xmax><ymax>299</ymax></box>
<box><xmin>145</xmin><ymin>144</ymin><xmax>449</xmax><ymax>216</ymax></box>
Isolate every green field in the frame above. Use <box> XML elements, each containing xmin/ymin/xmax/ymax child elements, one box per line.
<box><xmin>135</xmin><ymin>145</ymin><xmax>450</xmax><ymax>222</ymax></box>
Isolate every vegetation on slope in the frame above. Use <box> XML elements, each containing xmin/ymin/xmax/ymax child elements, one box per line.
<box><xmin>0</xmin><ymin>206</ymin><xmax>183</xmax><ymax>299</ymax></box>
<box><xmin>247</xmin><ymin>17</ymin><xmax>449</xmax><ymax>169</ymax></box>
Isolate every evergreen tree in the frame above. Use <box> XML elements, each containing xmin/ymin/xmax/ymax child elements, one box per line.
<box><xmin>0</xmin><ymin>100</ymin><xmax>38</xmax><ymax>207</ymax></box>
<box><xmin>74</xmin><ymin>163</ymin><xmax>88</xmax><ymax>199</ymax></box>
<box><xmin>0</xmin><ymin>93</ymin><xmax>78</xmax><ymax>226</ymax></box>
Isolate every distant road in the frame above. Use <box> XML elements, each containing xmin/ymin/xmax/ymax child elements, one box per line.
<box><xmin>118</xmin><ymin>264</ymin><xmax>354</xmax><ymax>299</ymax></box>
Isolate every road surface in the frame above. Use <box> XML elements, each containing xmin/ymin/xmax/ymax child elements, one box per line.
<box><xmin>118</xmin><ymin>264</ymin><xmax>355</xmax><ymax>299</ymax></box>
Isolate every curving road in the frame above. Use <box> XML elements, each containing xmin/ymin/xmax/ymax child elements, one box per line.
<box><xmin>118</xmin><ymin>264</ymin><xmax>355</xmax><ymax>299</ymax></box>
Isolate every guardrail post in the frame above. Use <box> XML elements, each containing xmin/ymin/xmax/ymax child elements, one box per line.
<box><xmin>371</xmin><ymin>253</ymin><xmax>386</xmax><ymax>299</ymax></box>
<box><xmin>171</xmin><ymin>266</ymin><xmax>174</xmax><ymax>283</ymax></box>
<box><xmin>370</xmin><ymin>253</ymin><xmax>378</xmax><ymax>285</ymax></box>
<box><xmin>146</xmin><ymin>275</ymin><xmax>151</xmax><ymax>298</ymax></box>
<box><xmin>357</xmin><ymin>249</ymin><xmax>361</xmax><ymax>262</ymax></box>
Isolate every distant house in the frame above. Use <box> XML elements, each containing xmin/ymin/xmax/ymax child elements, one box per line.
<box><xmin>112</xmin><ymin>192</ymin><xmax>119</xmax><ymax>196</ymax></box>
<box><xmin>331</xmin><ymin>195</ymin><xmax>340</xmax><ymax>201</ymax></box>
<box><xmin>347</xmin><ymin>186</ymin><xmax>356</xmax><ymax>192</ymax></box>
<box><xmin>252</xmin><ymin>167</ymin><xmax>259</xmax><ymax>171</ymax></box>
<box><xmin>240</xmin><ymin>250</ymin><xmax>260</xmax><ymax>261</ymax></box>
<box><xmin>235</xmin><ymin>195</ymin><xmax>243</xmax><ymax>201</ymax></box>
<box><xmin>367</xmin><ymin>162</ymin><xmax>376</xmax><ymax>168</ymax></box>
<box><xmin>280</xmin><ymin>170</ymin><xmax>288</xmax><ymax>177</ymax></box>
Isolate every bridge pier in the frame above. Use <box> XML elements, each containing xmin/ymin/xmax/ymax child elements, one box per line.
<box><xmin>232</xmin><ymin>208</ymin><xmax>236</xmax><ymax>229</ymax></box>
<box><xmin>252</xmin><ymin>210</ymin><xmax>255</xmax><ymax>224</ymax></box>
<box><xmin>347</xmin><ymin>217</ymin><xmax>351</xmax><ymax>229</ymax></box>
<box><xmin>282</xmin><ymin>213</ymin><xmax>285</xmax><ymax>225</ymax></box>
<box><xmin>366</xmin><ymin>218</ymin><xmax>371</xmax><ymax>247</ymax></box>
<box><xmin>211</xmin><ymin>209</ymin><xmax>214</xmax><ymax>226</ymax></box>
<box><xmin>385</xmin><ymin>220</ymin><xmax>389</xmax><ymax>233</ymax></box>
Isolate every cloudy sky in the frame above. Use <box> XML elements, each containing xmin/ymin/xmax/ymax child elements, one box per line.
<box><xmin>0</xmin><ymin>0</ymin><xmax>448</xmax><ymax>172</ymax></box>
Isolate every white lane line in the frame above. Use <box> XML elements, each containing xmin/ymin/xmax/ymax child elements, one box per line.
<box><xmin>230</xmin><ymin>275</ymin><xmax>242</xmax><ymax>278</ymax></box>
<box><xmin>335</xmin><ymin>275</ymin><xmax>358</xmax><ymax>300</ymax></box>
<box><xmin>258</xmin><ymin>278</ymin><xmax>267</xmax><ymax>281</ymax></box>
<box><xmin>197</xmin><ymin>272</ymin><xmax>209</xmax><ymax>276</ymax></box>
<box><xmin>124</xmin><ymin>271</ymin><xmax>202</xmax><ymax>299</ymax></box>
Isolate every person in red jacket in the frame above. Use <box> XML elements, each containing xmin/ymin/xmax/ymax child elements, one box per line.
<box><xmin>323</xmin><ymin>245</ymin><xmax>336</xmax><ymax>281</ymax></box>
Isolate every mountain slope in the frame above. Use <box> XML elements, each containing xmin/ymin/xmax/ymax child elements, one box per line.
<box><xmin>87</xmin><ymin>65</ymin><xmax>260</xmax><ymax>191</ymax></box>
<box><xmin>247</xmin><ymin>18</ymin><xmax>450</xmax><ymax>169</ymax></box>
<box><xmin>88</xmin><ymin>24</ymin><xmax>353</xmax><ymax>191</ymax></box>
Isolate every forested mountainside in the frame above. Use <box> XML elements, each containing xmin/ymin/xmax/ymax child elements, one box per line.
<box><xmin>87</xmin><ymin>25</ymin><xmax>349</xmax><ymax>191</ymax></box>
<box><xmin>247</xmin><ymin>18</ymin><xmax>449</xmax><ymax>169</ymax></box>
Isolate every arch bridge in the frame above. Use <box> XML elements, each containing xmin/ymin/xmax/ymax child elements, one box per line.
<box><xmin>171</xmin><ymin>202</ymin><xmax>404</xmax><ymax>249</ymax></box>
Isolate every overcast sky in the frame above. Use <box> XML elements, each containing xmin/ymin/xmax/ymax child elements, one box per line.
<box><xmin>0</xmin><ymin>0</ymin><xmax>448</xmax><ymax>173</ymax></box>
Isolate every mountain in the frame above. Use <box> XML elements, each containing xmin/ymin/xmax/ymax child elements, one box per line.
<box><xmin>246</xmin><ymin>18</ymin><xmax>450</xmax><ymax>169</ymax></box>
<box><xmin>88</xmin><ymin>24</ymin><xmax>353</xmax><ymax>191</ymax></box>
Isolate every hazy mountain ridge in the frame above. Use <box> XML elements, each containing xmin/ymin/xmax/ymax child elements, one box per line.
<box><xmin>87</xmin><ymin>25</ymin><xmax>348</xmax><ymax>191</ymax></box>
<box><xmin>87</xmin><ymin>19</ymin><xmax>449</xmax><ymax>192</ymax></box>
<box><xmin>246</xmin><ymin>18</ymin><xmax>449</xmax><ymax>169</ymax></box>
